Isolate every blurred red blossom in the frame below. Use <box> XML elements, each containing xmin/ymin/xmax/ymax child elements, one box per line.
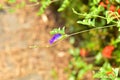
<box><xmin>105</xmin><ymin>0</ymin><xmax>109</xmax><ymax>4</ymax></box>
<box><xmin>109</xmin><ymin>5</ymin><xmax>116</xmax><ymax>12</ymax></box>
<box><xmin>102</xmin><ymin>45</ymin><xmax>114</xmax><ymax>58</ymax></box>
<box><xmin>117</xmin><ymin>9</ymin><xmax>120</xmax><ymax>15</ymax></box>
<box><xmin>99</xmin><ymin>2</ymin><xmax>107</xmax><ymax>8</ymax></box>
<box><xmin>80</xmin><ymin>48</ymin><xmax>88</xmax><ymax>57</ymax></box>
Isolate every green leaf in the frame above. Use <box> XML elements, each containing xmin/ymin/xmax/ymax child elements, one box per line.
<box><xmin>77</xmin><ymin>18</ymin><xmax>95</xmax><ymax>26</ymax></box>
<box><xmin>37</xmin><ymin>0</ymin><xmax>51</xmax><ymax>15</ymax></box>
<box><xmin>94</xmin><ymin>70</ymin><xmax>106</xmax><ymax>78</ymax></box>
<box><xmin>77</xmin><ymin>69</ymin><xmax>86</xmax><ymax>79</ymax></box>
<box><xmin>103</xmin><ymin>61</ymin><xmax>112</xmax><ymax>70</ymax></box>
<box><xmin>95</xmin><ymin>52</ymin><xmax>102</xmax><ymax>64</ymax></box>
<box><xmin>113</xmin><ymin>35</ymin><xmax>120</xmax><ymax>45</ymax></box>
<box><xmin>69</xmin><ymin>37</ymin><xmax>75</xmax><ymax>44</ymax></box>
<box><xmin>113</xmin><ymin>68</ymin><xmax>119</xmax><ymax>77</ymax></box>
<box><xmin>90</xmin><ymin>6</ymin><xmax>104</xmax><ymax>16</ymax></box>
<box><xmin>72</xmin><ymin>8</ymin><xmax>87</xmax><ymax>16</ymax></box>
<box><xmin>77</xmin><ymin>64</ymin><xmax>92</xmax><ymax>79</ymax></box>
<box><xmin>94</xmin><ymin>61</ymin><xmax>113</xmax><ymax>79</ymax></box>
<box><xmin>50</xmin><ymin>27</ymin><xmax>65</xmax><ymax>35</ymax></box>
<box><xmin>69</xmin><ymin>48</ymin><xmax>80</xmax><ymax>56</ymax></box>
<box><xmin>58</xmin><ymin>0</ymin><xmax>70</xmax><ymax>12</ymax></box>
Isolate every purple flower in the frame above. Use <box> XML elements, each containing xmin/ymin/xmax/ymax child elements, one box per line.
<box><xmin>49</xmin><ymin>33</ymin><xmax>62</xmax><ymax>44</ymax></box>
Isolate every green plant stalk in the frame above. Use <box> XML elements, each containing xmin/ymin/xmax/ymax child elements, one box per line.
<box><xmin>68</xmin><ymin>25</ymin><xmax>116</xmax><ymax>37</ymax></box>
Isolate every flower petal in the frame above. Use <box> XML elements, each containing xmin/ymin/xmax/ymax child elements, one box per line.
<box><xmin>49</xmin><ymin>34</ymin><xmax>62</xmax><ymax>44</ymax></box>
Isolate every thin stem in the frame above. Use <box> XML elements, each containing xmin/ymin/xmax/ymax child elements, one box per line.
<box><xmin>68</xmin><ymin>25</ymin><xmax>116</xmax><ymax>37</ymax></box>
<box><xmin>95</xmin><ymin>15</ymin><xmax>106</xmax><ymax>19</ymax></box>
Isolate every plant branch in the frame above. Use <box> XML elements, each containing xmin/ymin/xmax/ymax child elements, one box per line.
<box><xmin>68</xmin><ymin>25</ymin><xmax>116</xmax><ymax>37</ymax></box>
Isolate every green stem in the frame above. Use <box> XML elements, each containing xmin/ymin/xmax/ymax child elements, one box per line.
<box><xmin>68</xmin><ymin>25</ymin><xmax>116</xmax><ymax>37</ymax></box>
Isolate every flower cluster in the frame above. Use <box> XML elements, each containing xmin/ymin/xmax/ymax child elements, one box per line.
<box><xmin>99</xmin><ymin>0</ymin><xmax>120</xmax><ymax>14</ymax></box>
<box><xmin>102</xmin><ymin>45</ymin><xmax>114</xmax><ymax>58</ymax></box>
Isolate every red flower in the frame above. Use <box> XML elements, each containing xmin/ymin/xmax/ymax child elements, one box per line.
<box><xmin>80</xmin><ymin>48</ymin><xmax>88</xmax><ymax>57</ymax></box>
<box><xmin>102</xmin><ymin>45</ymin><xmax>114</xmax><ymax>58</ymax></box>
<box><xmin>117</xmin><ymin>9</ymin><xmax>120</xmax><ymax>15</ymax></box>
<box><xmin>105</xmin><ymin>0</ymin><xmax>109</xmax><ymax>4</ymax></box>
<box><xmin>109</xmin><ymin>5</ymin><xmax>116</xmax><ymax>12</ymax></box>
<box><xmin>99</xmin><ymin>2</ymin><xmax>107</xmax><ymax>8</ymax></box>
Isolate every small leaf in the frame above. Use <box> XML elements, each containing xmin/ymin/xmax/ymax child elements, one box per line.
<box><xmin>77</xmin><ymin>18</ymin><xmax>95</xmax><ymax>26</ymax></box>
<box><xmin>69</xmin><ymin>48</ymin><xmax>80</xmax><ymax>56</ymax></box>
<box><xmin>77</xmin><ymin>69</ymin><xmax>86</xmax><ymax>79</ymax></box>
<box><xmin>103</xmin><ymin>61</ymin><xmax>112</xmax><ymax>70</ymax></box>
<box><xmin>37</xmin><ymin>0</ymin><xmax>51</xmax><ymax>15</ymax></box>
<box><xmin>95</xmin><ymin>52</ymin><xmax>102</xmax><ymax>63</ymax></box>
<box><xmin>114</xmin><ymin>35</ymin><xmax>120</xmax><ymax>44</ymax></box>
<box><xmin>72</xmin><ymin>8</ymin><xmax>87</xmax><ymax>16</ymax></box>
<box><xmin>50</xmin><ymin>27</ymin><xmax>65</xmax><ymax>35</ymax></box>
<box><xmin>113</xmin><ymin>68</ymin><xmax>119</xmax><ymax>77</ymax></box>
<box><xmin>58</xmin><ymin>0</ymin><xmax>70</xmax><ymax>12</ymax></box>
<box><xmin>69</xmin><ymin>37</ymin><xmax>75</xmax><ymax>44</ymax></box>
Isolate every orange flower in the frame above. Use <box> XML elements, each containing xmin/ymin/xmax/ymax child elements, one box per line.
<box><xmin>80</xmin><ymin>48</ymin><xmax>88</xmax><ymax>57</ymax></box>
<box><xmin>102</xmin><ymin>45</ymin><xmax>114</xmax><ymax>58</ymax></box>
<box><xmin>109</xmin><ymin>5</ymin><xmax>116</xmax><ymax>12</ymax></box>
<box><xmin>105</xmin><ymin>0</ymin><xmax>109</xmax><ymax>4</ymax></box>
<box><xmin>99</xmin><ymin>2</ymin><xmax>107</xmax><ymax>8</ymax></box>
<box><xmin>117</xmin><ymin>9</ymin><xmax>120</xmax><ymax>15</ymax></box>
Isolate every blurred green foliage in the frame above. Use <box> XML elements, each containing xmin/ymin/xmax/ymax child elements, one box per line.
<box><xmin>52</xmin><ymin>0</ymin><xmax>120</xmax><ymax>79</ymax></box>
<box><xmin>1</xmin><ymin>0</ymin><xmax>120</xmax><ymax>79</ymax></box>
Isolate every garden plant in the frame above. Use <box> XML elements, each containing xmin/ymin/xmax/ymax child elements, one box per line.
<box><xmin>1</xmin><ymin>0</ymin><xmax>120</xmax><ymax>80</ymax></box>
